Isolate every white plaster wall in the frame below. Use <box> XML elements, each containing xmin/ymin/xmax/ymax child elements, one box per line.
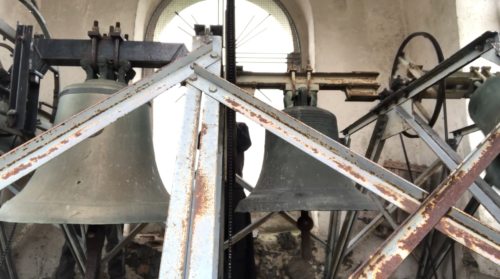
<box><xmin>39</xmin><ymin>0</ymin><xmax>140</xmax><ymax>96</ymax></box>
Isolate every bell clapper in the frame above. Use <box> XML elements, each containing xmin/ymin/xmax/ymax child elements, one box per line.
<box><xmin>85</xmin><ymin>225</ymin><xmax>106</xmax><ymax>279</ymax></box>
<box><xmin>297</xmin><ymin>210</ymin><xmax>314</xmax><ymax>261</ymax></box>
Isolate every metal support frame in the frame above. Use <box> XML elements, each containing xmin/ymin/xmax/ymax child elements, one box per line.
<box><xmin>326</xmin><ymin>115</ymin><xmax>389</xmax><ymax>279</ymax></box>
<box><xmin>351</xmin><ymin>123</ymin><xmax>500</xmax><ymax>278</ymax></box>
<box><xmin>235</xmin><ymin>71</ymin><xmax>380</xmax><ymax>101</ymax></box>
<box><xmin>0</xmin><ymin>223</ymin><xmax>16</xmax><ymax>279</ymax></box>
<box><xmin>160</xmin><ymin>34</ymin><xmax>223</xmax><ymax>279</ymax></box>
<box><xmin>101</xmin><ymin>223</ymin><xmax>147</xmax><ymax>264</ymax></box>
<box><xmin>0</xmin><ymin>33</ymin><xmax>498</xmax><ymax>278</ymax></box>
<box><xmin>187</xmin><ymin>64</ymin><xmax>500</xmax><ymax>266</ymax></box>
<box><xmin>9</xmin><ymin>25</ymin><xmax>34</xmax><ymax>132</ymax></box>
<box><xmin>61</xmin><ymin>224</ymin><xmax>86</xmax><ymax>275</ymax></box>
<box><xmin>395</xmin><ymin>107</ymin><xmax>500</xmax><ymax>221</ymax></box>
<box><xmin>33</xmin><ymin>38</ymin><xmax>188</xmax><ymax>68</ymax></box>
<box><xmin>233</xmin><ymin>174</ymin><xmax>327</xmax><ymax>249</ymax></box>
<box><xmin>343</xmin><ymin>31</ymin><xmax>499</xmax><ymax>135</ymax></box>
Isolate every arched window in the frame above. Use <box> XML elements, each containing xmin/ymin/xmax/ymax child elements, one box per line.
<box><xmin>149</xmin><ymin>0</ymin><xmax>298</xmax><ymax>189</ymax></box>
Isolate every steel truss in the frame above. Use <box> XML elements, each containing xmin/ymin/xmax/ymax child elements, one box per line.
<box><xmin>0</xmin><ymin>33</ymin><xmax>497</xmax><ymax>278</ymax></box>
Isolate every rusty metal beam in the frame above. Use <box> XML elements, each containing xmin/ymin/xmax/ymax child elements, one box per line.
<box><xmin>395</xmin><ymin>107</ymin><xmax>500</xmax><ymax>221</ymax></box>
<box><xmin>159</xmin><ymin>85</ymin><xmax>202</xmax><ymax>278</ymax></box>
<box><xmin>235</xmin><ymin>71</ymin><xmax>380</xmax><ymax>101</ymax></box>
<box><xmin>235</xmin><ymin>69</ymin><xmax>499</xmax><ymax>102</ymax></box>
<box><xmin>188</xmin><ymin>64</ymin><xmax>500</xmax><ymax>265</ymax></box>
<box><xmin>350</xmin><ymin>122</ymin><xmax>500</xmax><ymax>279</ymax></box>
<box><xmin>186</xmin><ymin>49</ymin><xmax>223</xmax><ymax>277</ymax></box>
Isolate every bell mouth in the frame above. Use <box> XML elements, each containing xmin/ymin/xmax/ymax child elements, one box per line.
<box><xmin>236</xmin><ymin>187</ymin><xmax>377</xmax><ymax>212</ymax></box>
<box><xmin>0</xmin><ymin>201</ymin><xmax>169</xmax><ymax>225</ymax></box>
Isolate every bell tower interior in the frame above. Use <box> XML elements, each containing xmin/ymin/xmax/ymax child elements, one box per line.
<box><xmin>0</xmin><ymin>0</ymin><xmax>499</xmax><ymax>278</ymax></box>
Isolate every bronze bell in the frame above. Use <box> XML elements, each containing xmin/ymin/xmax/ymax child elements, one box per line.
<box><xmin>0</xmin><ymin>79</ymin><xmax>169</xmax><ymax>224</ymax></box>
<box><xmin>236</xmin><ymin>105</ymin><xmax>376</xmax><ymax>212</ymax></box>
<box><xmin>469</xmin><ymin>76</ymin><xmax>500</xmax><ymax>188</ymax></box>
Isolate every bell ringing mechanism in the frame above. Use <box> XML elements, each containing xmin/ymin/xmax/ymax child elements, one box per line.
<box><xmin>0</xmin><ymin>3</ymin><xmax>499</xmax><ymax>279</ymax></box>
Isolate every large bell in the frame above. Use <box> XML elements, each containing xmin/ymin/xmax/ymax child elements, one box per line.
<box><xmin>0</xmin><ymin>79</ymin><xmax>169</xmax><ymax>224</ymax></box>
<box><xmin>469</xmin><ymin>76</ymin><xmax>500</xmax><ymax>188</ymax></box>
<box><xmin>237</xmin><ymin>106</ymin><xmax>376</xmax><ymax>212</ymax></box>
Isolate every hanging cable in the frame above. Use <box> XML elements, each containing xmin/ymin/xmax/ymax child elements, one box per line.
<box><xmin>399</xmin><ymin>134</ymin><xmax>414</xmax><ymax>182</ymax></box>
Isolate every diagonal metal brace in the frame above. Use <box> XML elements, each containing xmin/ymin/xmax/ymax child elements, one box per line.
<box><xmin>350</xmin><ymin>122</ymin><xmax>500</xmax><ymax>279</ymax></box>
<box><xmin>188</xmin><ymin>64</ymin><xmax>500</xmax><ymax>265</ymax></box>
<box><xmin>395</xmin><ymin>106</ymin><xmax>500</xmax><ymax>221</ymax></box>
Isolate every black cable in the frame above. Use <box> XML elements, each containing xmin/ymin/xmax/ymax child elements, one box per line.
<box><xmin>0</xmin><ymin>43</ymin><xmax>14</xmax><ymax>54</ymax></box>
<box><xmin>389</xmin><ymin>32</ymin><xmax>445</xmax><ymax>138</ymax></box>
<box><xmin>451</xmin><ymin>244</ymin><xmax>456</xmax><ymax>279</ymax></box>
<box><xmin>18</xmin><ymin>0</ymin><xmax>51</xmax><ymax>39</ymax></box>
<box><xmin>399</xmin><ymin>134</ymin><xmax>414</xmax><ymax>182</ymax></box>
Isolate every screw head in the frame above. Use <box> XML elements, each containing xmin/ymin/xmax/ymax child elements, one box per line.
<box><xmin>208</xmin><ymin>85</ymin><xmax>217</xmax><ymax>93</ymax></box>
<box><xmin>188</xmin><ymin>74</ymin><xmax>198</xmax><ymax>81</ymax></box>
<box><xmin>210</xmin><ymin>52</ymin><xmax>219</xmax><ymax>58</ymax></box>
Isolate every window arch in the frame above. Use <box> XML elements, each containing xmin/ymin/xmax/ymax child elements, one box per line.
<box><xmin>145</xmin><ymin>0</ymin><xmax>302</xmax><ymax>70</ymax></box>
<box><xmin>149</xmin><ymin>0</ymin><xmax>299</xmax><ymax>188</ymax></box>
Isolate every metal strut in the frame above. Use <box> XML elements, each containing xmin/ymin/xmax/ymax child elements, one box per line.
<box><xmin>0</xmin><ymin>35</ymin><xmax>498</xmax><ymax>278</ymax></box>
<box><xmin>187</xmin><ymin>64</ymin><xmax>500</xmax><ymax>266</ymax></box>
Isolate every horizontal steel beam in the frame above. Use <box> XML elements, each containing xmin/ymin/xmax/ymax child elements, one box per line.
<box><xmin>236</xmin><ymin>71</ymin><xmax>380</xmax><ymax>101</ymax></box>
<box><xmin>351</xmin><ymin>122</ymin><xmax>500</xmax><ymax>278</ymax></box>
<box><xmin>343</xmin><ymin>31</ymin><xmax>499</xmax><ymax>135</ymax></box>
<box><xmin>34</xmin><ymin>38</ymin><xmax>188</xmax><ymax>68</ymax></box>
<box><xmin>188</xmin><ymin>64</ymin><xmax>500</xmax><ymax>265</ymax></box>
<box><xmin>0</xmin><ymin>43</ymin><xmax>218</xmax><ymax>188</ymax></box>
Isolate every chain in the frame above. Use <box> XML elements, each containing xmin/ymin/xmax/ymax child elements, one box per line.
<box><xmin>225</xmin><ymin>0</ymin><xmax>237</xmax><ymax>277</ymax></box>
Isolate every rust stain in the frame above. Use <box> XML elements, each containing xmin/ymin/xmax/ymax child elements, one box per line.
<box><xmin>200</xmin><ymin>124</ymin><xmax>208</xmax><ymax>136</ymax></box>
<box><xmin>2</xmin><ymin>162</ymin><xmax>32</xmax><ymax>179</ymax></box>
<box><xmin>351</xmin><ymin>253</ymin><xmax>403</xmax><ymax>279</ymax></box>
<box><xmin>193</xmin><ymin>174</ymin><xmax>213</xmax><ymax>217</ymax></box>
<box><xmin>29</xmin><ymin>147</ymin><xmax>59</xmax><ymax>163</ymax></box>
<box><xmin>375</xmin><ymin>183</ymin><xmax>418</xmax><ymax>212</ymax></box>
<box><xmin>334</xmin><ymin>159</ymin><xmax>366</xmax><ymax>182</ymax></box>
<box><xmin>226</xmin><ymin>98</ymin><xmax>241</xmax><ymax>109</ymax></box>
<box><xmin>440</xmin><ymin>220</ymin><xmax>500</xmax><ymax>260</ymax></box>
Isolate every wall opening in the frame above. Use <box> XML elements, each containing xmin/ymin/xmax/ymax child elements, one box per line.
<box><xmin>150</xmin><ymin>0</ymin><xmax>297</xmax><ymax>190</ymax></box>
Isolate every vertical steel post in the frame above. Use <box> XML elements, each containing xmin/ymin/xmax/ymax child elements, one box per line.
<box><xmin>159</xmin><ymin>84</ymin><xmax>203</xmax><ymax>278</ymax></box>
<box><xmin>186</xmin><ymin>35</ymin><xmax>223</xmax><ymax>278</ymax></box>
<box><xmin>160</xmin><ymin>34</ymin><xmax>223</xmax><ymax>279</ymax></box>
<box><xmin>350</xmin><ymin>122</ymin><xmax>500</xmax><ymax>279</ymax></box>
